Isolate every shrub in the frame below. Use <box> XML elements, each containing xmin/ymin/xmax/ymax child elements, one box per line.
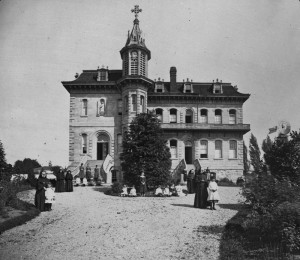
<box><xmin>236</xmin><ymin>177</ymin><xmax>245</xmax><ymax>186</ymax></box>
<box><xmin>111</xmin><ymin>182</ymin><xmax>123</xmax><ymax>195</ymax></box>
<box><xmin>218</xmin><ymin>177</ymin><xmax>236</xmax><ymax>186</ymax></box>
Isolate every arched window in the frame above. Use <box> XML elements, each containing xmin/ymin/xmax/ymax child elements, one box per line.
<box><xmin>229</xmin><ymin>109</ymin><xmax>236</xmax><ymax>124</ymax></box>
<box><xmin>186</xmin><ymin>109</ymin><xmax>193</xmax><ymax>123</ymax></box>
<box><xmin>132</xmin><ymin>94</ymin><xmax>137</xmax><ymax>111</ymax></box>
<box><xmin>140</xmin><ymin>95</ymin><xmax>145</xmax><ymax>112</ymax></box>
<box><xmin>215</xmin><ymin>109</ymin><xmax>222</xmax><ymax>124</ymax></box>
<box><xmin>200</xmin><ymin>140</ymin><xmax>208</xmax><ymax>158</ymax></box>
<box><xmin>170</xmin><ymin>109</ymin><xmax>177</xmax><ymax>123</ymax></box>
<box><xmin>170</xmin><ymin>139</ymin><xmax>178</xmax><ymax>158</ymax></box>
<box><xmin>82</xmin><ymin>134</ymin><xmax>87</xmax><ymax>154</ymax></box>
<box><xmin>156</xmin><ymin>108</ymin><xmax>163</xmax><ymax>122</ymax></box>
<box><xmin>229</xmin><ymin>140</ymin><xmax>237</xmax><ymax>159</ymax></box>
<box><xmin>117</xmin><ymin>134</ymin><xmax>123</xmax><ymax>153</ymax></box>
<box><xmin>82</xmin><ymin>99</ymin><xmax>88</xmax><ymax>116</ymax></box>
<box><xmin>139</xmin><ymin>52</ymin><xmax>146</xmax><ymax>76</ymax></box>
<box><xmin>215</xmin><ymin>140</ymin><xmax>222</xmax><ymax>159</ymax></box>
<box><xmin>200</xmin><ymin>109</ymin><xmax>208</xmax><ymax>123</ymax></box>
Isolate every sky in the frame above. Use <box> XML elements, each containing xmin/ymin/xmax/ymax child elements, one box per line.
<box><xmin>0</xmin><ymin>0</ymin><xmax>299</xmax><ymax>167</ymax></box>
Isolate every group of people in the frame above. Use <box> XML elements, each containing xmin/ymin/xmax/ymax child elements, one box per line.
<box><xmin>188</xmin><ymin>168</ymin><xmax>220</xmax><ymax>210</ymax></box>
<box><xmin>35</xmin><ymin>167</ymin><xmax>73</xmax><ymax>212</ymax></box>
<box><xmin>76</xmin><ymin>163</ymin><xmax>103</xmax><ymax>186</ymax></box>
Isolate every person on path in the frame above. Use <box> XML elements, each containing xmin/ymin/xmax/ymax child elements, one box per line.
<box><xmin>86</xmin><ymin>164</ymin><xmax>92</xmax><ymax>182</ymax></box>
<box><xmin>55</xmin><ymin>167</ymin><xmax>65</xmax><ymax>192</ymax></box>
<box><xmin>187</xmin><ymin>169</ymin><xmax>195</xmax><ymax>194</ymax></box>
<box><xmin>45</xmin><ymin>183</ymin><xmax>55</xmax><ymax>211</ymax></box>
<box><xmin>94</xmin><ymin>165</ymin><xmax>101</xmax><ymax>185</ymax></box>
<box><xmin>35</xmin><ymin>169</ymin><xmax>49</xmax><ymax>212</ymax></box>
<box><xmin>65</xmin><ymin>170</ymin><xmax>73</xmax><ymax>192</ymax></box>
<box><xmin>79</xmin><ymin>163</ymin><xmax>85</xmax><ymax>183</ymax></box>
<box><xmin>139</xmin><ymin>171</ymin><xmax>147</xmax><ymax>197</ymax></box>
<box><xmin>194</xmin><ymin>170</ymin><xmax>209</xmax><ymax>209</ymax></box>
<box><xmin>207</xmin><ymin>177</ymin><xmax>220</xmax><ymax>210</ymax></box>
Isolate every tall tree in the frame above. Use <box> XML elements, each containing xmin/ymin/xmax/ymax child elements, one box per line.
<box><xmin>249</xmin><ymin>133</ymin><xmax>261</xmax><ymax>173</ymax></box>
<box><xmin>262</xmin><ymin>135</ymin><xmax>273</xmax><ymax>154</ymax></box>
<box><xmin>0</xmin><ymin>140</ymin><xmax>11</xmax><ymax>182</ymax></box>
<box><xmin>243</xmin><ymin>141</ymin><xmax>250</xmax><ymax>175</ymax></box>
<box><xmin>120</xmin><ymin>112</ymin><xmax>172</xmax><ymax>188</ymax></box>
<box><xmin>14</xmin><ymin>158</ymin><xmax>41</xmax><ymax>186</ymax></box>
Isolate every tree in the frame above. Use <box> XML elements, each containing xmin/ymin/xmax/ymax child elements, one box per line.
<box><xmin>120</xmin><ymin>112</ymin><xmax>172</xmax><ymax>188</ymax></box>
<box><xmin>13</xmin><ymin>158</ymin><xmax>41</xmax><ymax>186</ymax></box>
<box><xmin>262</xmin><ymin>135</ymin><xmax>273</xmax><ymax>153</ymax></box>
<box><xmin>243</xmin><ymin>141</ymin><xmax>250</xmax><ymax>175</ymax></box>
<box><xmin>0</xmin><ymin>140</ymin><xmax>13</xmax><ymax>182</ymax></box>
<box><xmin>264</xmin><ymin>131</ymin><xmax>300</xmax><ymax>184</ymax></box>
<box><xmin>249</xmin><ymin>133</ymin><xmax>262</xmax><ymax>173</ymax></box>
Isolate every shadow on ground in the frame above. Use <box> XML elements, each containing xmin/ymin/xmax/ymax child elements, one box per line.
<box><xmin>218</xmin><ymin>203</ymin><xmax>244</xmax><ymax>210</ymax></box>
<box><xmin>171</xmin><ymin>203</ymin><xmax>195</xmax><ymax>208</ymax></box>
<box><xmin>92</xmin><ymin>186</ymin><xmax>111</xmax><ymax>194</ymax></box>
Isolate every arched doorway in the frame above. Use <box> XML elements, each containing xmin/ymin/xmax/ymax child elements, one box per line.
<box><xmin>97</xmin><ymin>133</ymin><xmax>109</xmax><ymax>160</ymax></box>
<box><xmin>185</xmin><ymin>141</ymin><xmax>193</xmax><ymax>164</ymax></box>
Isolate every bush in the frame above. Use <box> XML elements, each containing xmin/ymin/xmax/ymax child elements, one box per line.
<box><xmin>0</xmin><ymin>181</ymin><xmax>18</xmax><ymax>210</ymax></box>
<box><xmin>236</xmin><ymin>177</ymin><xmax>245</xmax><ymax>186</ymax></box>
<box><xmin>111</xmin><ymin>182</ymin><xmax>123</xmax><ymax>195</ymax></box>
<box><xmin>218</xmin><ymin>177</ymin><xmax>236</xmax><ymax>187</ymax></box>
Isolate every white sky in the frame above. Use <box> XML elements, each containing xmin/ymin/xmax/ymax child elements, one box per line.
<box><xmin>0</xmin><ymin>0</ymin><xmax>299</xmax><ymax>167</ymax></box>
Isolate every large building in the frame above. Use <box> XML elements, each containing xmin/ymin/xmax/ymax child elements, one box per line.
<box><xmin>62</xmin><ymin>6</ymin><xmax>250</xmax><ymax>183</ymax></box>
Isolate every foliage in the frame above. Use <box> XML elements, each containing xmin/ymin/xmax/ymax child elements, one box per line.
<box><xmin>236</xmin><ymin>177</ymin><xmax>245</xmax><ymax>186</ymax></box>
<box><xmin>120</xmin><ymin>112</ymin><xmax>172</xmax><ymax>188</ymax></box>
<box><xmin>51</xmin><ymin>165</ymin><xmax>62</xmax><ymax>176</ymax></box>
<box><xmin>243</xmin><ymin>141</ymin><xmax>250</xmax><ymax>175</ymax></box>
<box><xmin>262</xmin><ymin>135</ymin><xmax>273</xmax><ymax>154</ymax></box>
<box><xmin>249</xmin><ymin>133</ymin><xmax>262</xmax><ymax>173</ymax></box>
<box><xmin>14</xmin><ymin>158</ymin><xmax>41</xmax><ymax>187</ymax></box>
<box><xmin>218</xmin><ymin>177</ymin><xmax>236</xmax><ymax>187</ymax></box>
<box><xmin>111</xmin><ymin>182</ymin><xmax>123</xmax><ymax>195</ymax></box>
<box><xmin>0</xmin><ymin>140</ymin><xmax>14</xmax><ymax>182</ymax></box>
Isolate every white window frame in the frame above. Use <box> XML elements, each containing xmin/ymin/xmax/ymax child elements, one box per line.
<box><xmin>200</xmin><ymin>109</ymin><xmax>208</xmax><ymax>123</ymax></box>
<box><xmin>215</xmin><ymin>109</ymin><xmax>222</xmax><ymax>124</ymax></box>
<box><xmin>229</xmin><ymin>109</ymin><xmax>236</xmax><ymax>124</ymax></box>
<box><xmin>170</xmin><ymin>109</ymin><xmax>177</xmax><ymax>123</ymax></box>
<box><xmin>215</xmin><ymin>140</ymin><xmax>223</xmax><ymax>159</ymax></box>
<box><xmin>200</xmin><ymin>140</ymin><xmax>208</xmax><ymax>159</ymax></box>
<box><xmin>81</xmin><ymin>99</ymin><xmax>88</xmax><ymax>116</ymax></box>
<box><xmin>229</xmin><ymin>140</ymin><xmax>237</xmax><ymax>159</ymax></box>
<box><xmin>170</xmin><ymin>139</ymin><xmax>178</xmax><ymax>158</ymax></box>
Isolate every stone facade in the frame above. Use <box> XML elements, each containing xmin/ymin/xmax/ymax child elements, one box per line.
<box><xmin>62</xmin><ymin>7</ymin><xmax>250</xmax><ymax>183</ymax></box>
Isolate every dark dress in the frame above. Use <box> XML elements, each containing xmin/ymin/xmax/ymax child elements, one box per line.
<box><xmin>86</xmin><ymin>166</ymin><xmax>92</xmax><ymax>181</ymax></box>
<box><xmin>65</xmin><ymin>172</ymin><xmax>73</xmax><ymax>192</ymax></box>
<box><xmin>194</xmin><ymin>173</ymin><xmax>209</xmax><ymax>209</ymax></box>
<box><xmin>55</xmin><ymin>170</ymin><xmax>65</xmax><ymax>192</ymax></box>
<box><xmin>187</xmin><ymin>170</ymin><xmax>195</xmax><ymax>194</ymax></box>
<box><xmin>35</xmin><ymin>177</ymin><xmax>49</xmax><ymax>212</ymax></box>
<box><xmin>139</xmin><ymin>176</ymin><xmax>147</xmax><ymax>195</ymax></box>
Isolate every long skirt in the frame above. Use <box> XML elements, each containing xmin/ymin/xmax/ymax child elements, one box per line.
<box><xmin>35</xmin><ymin>190</ymin><xmax>46</xmax><ymax>211</ymax></box>
<box><xmin>194</xmin><ymin>182</ymin><xmax>208</xmax><ymax>209</ymax></box>
<box><xmin>187</xmin><ymin>179</ymin><xmax>194</xmax><ymax>194</ymax></box>
<box><xmin>65</xmin><ymin>180</ymin><xmax>73</xmax><ymax>192</ymax></box>
<box><xmin>55</xmin><ymin>180</ymin><xmax>65</xmax><ymax>192</ymax></box>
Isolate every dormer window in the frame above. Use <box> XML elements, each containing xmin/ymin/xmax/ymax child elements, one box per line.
<box><xmin>213</xmin><ymin>83</ymin><xmax>223</xmax><ymax>94</ymax></box>
<box><xmin>97</xmin><ymin>69</ymin><xmax>108</xmax><ymax>81</ymax></box>
<box><xmin>184</xmin><ymin>83</ymin><xmax>193</xmax><ymax>93</ymax></box>
<box><xmin>155</xmin><ymin>83</ymin><xmax>164</xmax><ymax>93</ymax></box>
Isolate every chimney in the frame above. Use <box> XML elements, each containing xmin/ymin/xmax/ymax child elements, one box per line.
<box><xmin>170</xmin><ymin>67</ymin><xmax>177</xmax><ymax>92</ymax></box>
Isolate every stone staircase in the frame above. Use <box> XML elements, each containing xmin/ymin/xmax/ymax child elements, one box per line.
<box><xmin>86</xmin><ymin>160</ymin><xmax>104</xmax><ymax>173</ymax></box>
<box><xmin>185</xmin><ymin>164</ymin><xmax>195</xmax><ymax>173</ymax></box>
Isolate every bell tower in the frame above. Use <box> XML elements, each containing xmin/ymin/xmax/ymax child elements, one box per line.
<box><xmin>118</xmin><ymin>5</ymin><xmax>153</xmax><ymax>127</ymax></box>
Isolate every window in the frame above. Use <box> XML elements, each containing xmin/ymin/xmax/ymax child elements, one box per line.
<box><xmin>213</xmin><ymin>83</ymin><xmax>222</xmax><ymax>94</ymax></box>
<box><xmin>186</xmin><ymin>109</ymin><xmax>193</xmax><ymax>123</ymax></box>
<box><xmin>140</xmin><ymin>95</ymin><xmax>145</xmax><ymax>112</ymax></box>
<box><xmin>156</xmin><ymin>108</ymin><xmax>163</xmax><ymax>122</ymax></box>
<box><xmin>215</xmin><ymin>109</ymin><xmax>222</xmax><ymax>124</ymax></box>
<box><xmin>130</xmin><ymin>51</ymin><xmax>138</xmax><ymax>75</ymax></box>
<box><xmin>117</xmin><ymin>134</ymin><xmax>123</xmax><ymax>153</ymax></box>
<box><xmin>139</xmin><ymin>52</ymin><xmax>146</xmax><ymax>76</ymax></box>
<box><xmin>184</xmin><ymin>83</ymin><xmax>193</xmax><ymax>93</ymax></box>
<box><xmin>117</xmin><ymin>100</ymin><xmax>122</xmax><ymax>115</ymax></box>
<box><xmin>170</xmin><ymin>139</ymin><xmax>178</xmax><ymax>158</ymax></box>
<box><xmin>200</xmin><ymin>140</ymin><xmax>208</xmax><ymax>158</ymax></box>
<box><xmin>215</xmin><ymin>140</ymin><xmax>222</xmax><ymax>159</ymax></box>
<box><xmin>100</xmin><ymin>71</ymin><xmax>106</xmax><ymax>81</ymax></box>
<box><xmin>229</xmin><ymin>109</ymin><xmax>236</xmax><ymax>124</ymax></box>
<box><xmin>82</xmin><ymin>134</ymin><xmax>87</xmax><ymax>154</ymax></box>
<box><xmin>170</xmin><ymin>109</ymin><xmax>177</xmax><ymax>123</ymax></box>
<box><xmin>123</xmin><ymin>53</ymin><xmax>129</xmax><ymax>76</ymax></box>
<box><xmin>82</xmin><ymin>99</ymin><xmax>88</xmax><ymax>116</ymax></box>
<box><xmin>229</xmin><ymin>140</ymin><xmax>237</xmax><ymax>159</ymax></box>
<box><xmin>200</xmin><ymin>109</ymin><xmax>208</xmax><ymax>123</ymax></box>
<box><xmin>132</xmin><ymin>94</ymin><xmax>137</xmax><ymax>111</ymax></box>
<box><xmin>155</xmin><ymin>84</ymin><xmax>164</xmax><ymax>93</ymax></box>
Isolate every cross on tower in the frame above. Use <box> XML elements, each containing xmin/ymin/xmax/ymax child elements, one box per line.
<box><xmin>131</xmin><ymin>5</ymin><xmax>142</xmax><ymax>19</ymax></box>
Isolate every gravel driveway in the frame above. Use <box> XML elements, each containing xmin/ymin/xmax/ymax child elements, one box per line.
<box><xmin>0</xmin><ymin>186</ymin><xmax>243</xmax><ymax>260</ymax></box>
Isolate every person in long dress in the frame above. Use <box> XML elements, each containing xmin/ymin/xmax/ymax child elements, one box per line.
<box><xmin>139</xmin><ymin>171</ymin><xmax>147</xmax><ymax>197</ymax></box>
<box><xmin>207</xmin><ymin>177</ymin><xmax>220</xmax><ymax>210</ymax></box>
<box><xmin>65</xmin><ymin>170</ymin><xmax>73</xmax><ymax>192</ymax></box>
<box><xmin>35</xmin><ymin>169</ymin><xmax>49</xmax><ymax>212</ymax></box>
<box><xmin>94</xmin><ymin>165</ymin><xmax>101</xmax><ymax>185</ymax></box>
<box><xmin>86</xmin><ymin>164</ymin><xmax>92</xmax><ymax>182</ymax></box>
<box><xmin>194</xmin><ymin>171</ymin><xmax>209</xmax><ymax>209</ymax></box>
<box><xmin>55</xmin><ymin>167</ymin><xmax>65</xmax><ymax>192</ymax></box>
<box><xmin>187</xmin><ymin>169</ymin><xmax>195</xmax><ymax>194</ymax></box>
<box><xmin>79</xmin><ymin>163</ymin><xmax>85</xmax><ymax>183</ymax></box>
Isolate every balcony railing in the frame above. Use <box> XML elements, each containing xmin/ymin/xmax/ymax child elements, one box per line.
<box><xmin>160</xmin><ymin>123</ymin><xmax>250</xmax><ymax>132</ymax></box>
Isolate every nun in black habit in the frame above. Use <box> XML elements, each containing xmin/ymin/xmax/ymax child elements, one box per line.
<box><xmin>187</xmin><ymin>169</ymin><xmax>195</xmax><ymax>194</ymax></box>
<box><xmin>194</xmin><ymin>170</ymin><xmax>209</xmax><ymax>209</ymax></box>
<box><xmin>35</xmin><ymin>169</ymin><xmax>49</xmax><ymax>212</ymax></box>
<box><xmin>65</xmin><ymin>170</ymin><xmax>73</xmax><ymax>192</ymax></box>
<box><xmin>55</xmin><ymin>168</ymin><xmax>65</xmax><ymax>192</ymax></box>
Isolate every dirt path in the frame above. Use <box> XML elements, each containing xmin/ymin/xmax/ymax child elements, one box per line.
<box><xmin>0</xmin><ymin>186</ymin><xmax>242</xmax><ymax>260</ymax></box>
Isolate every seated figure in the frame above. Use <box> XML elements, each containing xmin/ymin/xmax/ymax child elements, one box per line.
<box><xmin>75</xmin><ymin>177</ymin><xmax>80</xmax><ymax>187</ymax></box>
<box><xmin>82</xmin><ymin>178</ymin><xmax>88</xmax><ymax>186</ymax></box>
<box><xmin>120</xmin><ymin>185</ymin><xmax>128</xmax><ymax>197</ymax></box>
<box><xmin>163</xmin><ymin>187</ymin><xmax>171</xmax><ymax>197</ymax></box>
<box><xmin>155</xmin><ymin>186</ymin><xmax>163</xmax><ymax>196</ymax></box>
<box><xmin>129</xmin><ymin>186</ymin><xmax>137</xmax><ymax>197</ymax></box>
<box><xmin>175</xmin><ymin>184</ymin><xmax>184</xmax><ymax>197</ymax></box>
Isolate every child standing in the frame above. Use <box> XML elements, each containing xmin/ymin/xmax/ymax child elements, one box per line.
<box><xmin>45</xmin><ymin>183</ymin><xmax>55</xmax><ymax>211</ymax></box>
<box><xmin>121</xmin><ymin>185</ymin><xmax>128</xmax><ymax>197</ymax></box>
<box><xmin>207</xmin><ymin>178</ymin><xmax>220</xmax><ymax>210</ymax></box>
